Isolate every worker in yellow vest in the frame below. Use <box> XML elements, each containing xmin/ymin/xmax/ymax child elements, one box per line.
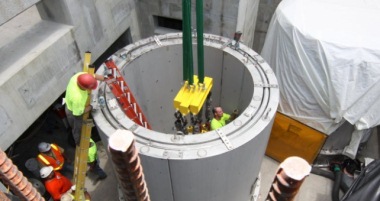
<box><xmin>64</xmin><ymin>72</ymin><xmax>105</xmax><ymax>146</ymax></box>
<box><xmin>88</xmin><ymin>138</ymin><xmax>107</xmax><ymax>180</ymax></box>
<box><xmin>37</xmin><ymin>142</ymin><xmax>73</xmax><ymax>173</ymax></box>
<box><xmin>210</xmin><ymin>107</ymin><xmax>238</xmax><ymax>130</ymax></box>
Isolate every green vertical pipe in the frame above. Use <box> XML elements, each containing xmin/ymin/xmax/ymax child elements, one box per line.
<box><xmin>186</xmin><ymin>0</ymin><xmax>194</xmax><ymax>85</ymax></box>
<box><xmin>184</xmin><ymin>0</ymin><xmax>194</xmax><ymax>85</ymax></box>
<box><xmin>182</xmin><ymin>0</ymin><xmax>188</xmax><ymax>82</ymax></box>
<box><xmin>196</xmin><ymin>0</ymin><xmax>204</xmax><ymax>84</ymax></box>
<box><xmin>188</xmin><ymin>27</ymin><xmax>194</xmax><ymax>85</ymax></box>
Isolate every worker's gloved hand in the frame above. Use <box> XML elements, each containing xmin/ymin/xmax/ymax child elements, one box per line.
<box><xmin>60</xmin><ymin>191</ymin><xmax>73</xmax><ymax>201</ymax></box>
<box><xmin>103</xmin><ymin>68</ymin><xmax>113</xmax><ymax>79</ymax></box>
<box><xmin>85</xmin><ymin>104</ymin><xmax>96</xmax><ymax>113</ymax></box>
<box><xmin>90</xmin><ymin>102</ymin><xmax>98</xmax><ymax>111</ymax></box>
<box><xmin>233</xmin><ymin>109</ymin><xmax>239</xmax><ymax>114</ymax></box>
<box><xmin>231</xmin><ymin>109</ymin><xmax>239</xmax><ymax>120</ymax></box>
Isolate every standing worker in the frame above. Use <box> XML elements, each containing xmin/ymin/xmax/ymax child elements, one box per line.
<box><xmin>88</xmin><ymin>138</ymin><xmax>107</xmax><ymax>180</ymax></box>
<box><xmin>37</xmin><ymin>142</ymin><xmax>73</xmax><ymax>173</ymax></box>
<box><xmin>210</xmin><ymin>107</ymin><xmax>238</xmax><ymax>130</ymax></box>
<box><xmin>64</xmin><ymin>72</ymin><xmax>104</xmax><ymax>146</ymax></box>
<box><xmin>40</xmin><ymin>166</ymin><xmax>72</xmax><ymax>201</ymax></box>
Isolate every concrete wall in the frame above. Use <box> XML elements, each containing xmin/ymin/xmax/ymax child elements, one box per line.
<box><xmin>0</xmin><ymin>21</ymin><xmax>78</xmax><ymax>149</ymax></box>
<box><xmin>253</xmin><ymin>0</ymin><xmax>282</xmax><ymax>53</ymax></box>
<box><xmin>236</xmin><ymin>0</ymin><xmax>260</xmax><ymax>49</ymax></box>
<box><xmin>0</xmin><ymin>0</ymin><xmax>141</xmax><ymax>149</ymax></box>
<box><xmin>136</xmin><ymin>0</ymin><xmax>256</xmax><ymax>41</ymax></box>
<box><xmin>0</xmin><ymin>0</ymin><xmax>40</xmax><ymax>25</ymax></box>
<box><xmin>37</xmin><ymin>0</ymin><xmax>141</xmax><ymax>63</ymax></box>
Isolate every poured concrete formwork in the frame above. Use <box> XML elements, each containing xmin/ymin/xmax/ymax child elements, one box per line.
<box><xmin>0</xmin><ymin>18</ymin><xmax>79</xmax><ymax>149</ymax></box>
<box><xmin>36</xmin><ymin>0</ymin><xmax>141</xmax><ymax>64</ymax></box>
<box><xmin>253</xmin><ymin>0</ymin><xmax>282</xmax><ymax>52</ymax></box>
<box><xmin>0</xmin><ymin>0</ymin><xmax>40</xmax><ymax>25</ymax></box>
<box><xmin>93</xmin><ymin>33</ymin><xmax>279</xmax><ymax>201</ymax></box>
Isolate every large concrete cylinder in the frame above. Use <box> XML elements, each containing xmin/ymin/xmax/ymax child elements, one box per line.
<box><xmin>93</xmin><ymin>33</ymin><xmax>279</xmax><ymax>201</ymax></box>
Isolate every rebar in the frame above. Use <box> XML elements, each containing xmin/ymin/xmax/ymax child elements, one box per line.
<box><xmin>266</xmin><ymin>156</ymin><xmax>311</xmax><ymax>201</ymax></box>
<box><xmin>0</xmin><ymin>148</ymin><xmax>45</xmax><ymax>201</ymax></box>
<box><xmin>108</xmin><ymin>129</ymin><xmax>150</xmax><ymax>201</ymax></box>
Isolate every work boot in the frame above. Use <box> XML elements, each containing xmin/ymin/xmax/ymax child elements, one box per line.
<box><xmin>98</xmin><ymin>170</ymin><xmax>107</xmax><ymax>180</ymax></box>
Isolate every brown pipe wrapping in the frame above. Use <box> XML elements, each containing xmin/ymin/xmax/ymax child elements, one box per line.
<box><xmin>108</xmin><ymin>130</ymin><xmax>150</xmax><ymax>201</ymax></box>
<box><xmin>0</xmin><ymin>149</ymin><xmax>45</xmax><ymax>201</ymax></box>
<box><xmin>266</xmin><ymin>156</ymin><xmax>311</xmax><ymax>201</ymax></box>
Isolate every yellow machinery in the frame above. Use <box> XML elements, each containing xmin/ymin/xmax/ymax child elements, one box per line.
<box><xmin>173</xmin><ymin>0</ymin><xmax>213</xmax><ymax>134</ymax></box>
<box><xmin>173</xmin><ymin>75</ymin><xmax>213</xmax><ymax>116</ymax></box>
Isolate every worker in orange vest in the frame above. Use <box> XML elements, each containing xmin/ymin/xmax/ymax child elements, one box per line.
<box><xmin>37</xmin><ymin>142</ymin><xmax>73</xmax><ymax>173</ymax></box>
<box><xmin>40</xmin><ymin>166</ymin><xmax>72</xmax><ymax>201</ymax></box>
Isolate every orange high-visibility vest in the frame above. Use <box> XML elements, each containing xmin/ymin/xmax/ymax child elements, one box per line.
<box><xmin>37</xmin><ymin>144</ymin><xmax>65</xmax><ymax>171</ymax></box>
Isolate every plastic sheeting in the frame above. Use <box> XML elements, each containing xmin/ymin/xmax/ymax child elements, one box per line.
<box><xmin>261</xmin><ymin>0</ymin><xmax>380</xmax><ymax>134</ymax></box>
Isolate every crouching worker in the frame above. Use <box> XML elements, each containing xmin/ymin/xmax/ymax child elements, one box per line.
<box><xmin>40</xmin><ymin>166</ymin><xmax>72</xmax><ymax>201</ymax></box>
<box><xmin>37</xmin><ymin>142</ymin><xmax>73</xmax><ymax>174</ymax></box>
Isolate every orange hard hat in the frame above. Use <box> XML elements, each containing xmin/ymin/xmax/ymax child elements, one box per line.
<box><xmin>77</xmin><ymin>73</ymin><xmax>97</xmax><ymax>90</ymax></box>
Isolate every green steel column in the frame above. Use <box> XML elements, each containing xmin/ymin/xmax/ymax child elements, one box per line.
<box><xmin>196</xmin><ymin>0</ymin><xmax>204</xmax><ymax>84</ymax></box>
<box><xmin>185</xmin><ymin>0</ymin><xmax>194</xmax><ymax>85</ymax></box>
<box><xmin>188</xmin><ymin>28</ymin><xmax>194</xmax><ymax>85</ymax></box>
<box><xmin>182</xmin><ymin>0</ymin><xmax>189</xmax><ymax>82</ymax></box>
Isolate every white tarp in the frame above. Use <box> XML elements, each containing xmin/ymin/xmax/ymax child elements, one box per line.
<box><xmin>261</xmin><ymin>0</ymin><xmax>380</xmax><ymax>134</ymax></box>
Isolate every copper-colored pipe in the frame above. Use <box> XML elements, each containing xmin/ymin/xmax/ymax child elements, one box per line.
<box><xmin>108</xmin><ymin>129</ymin><xmax>150</xmax><ymax>201</ymax></box>
<box><xmin>0</xmin><ymin>148</ymin><xmax>45</xmax><ymax>201</ymax></box>
<box><xmin>266</xmin><ymin>156</ymin><xmax>311</xmax><ymax>201</ymax></box>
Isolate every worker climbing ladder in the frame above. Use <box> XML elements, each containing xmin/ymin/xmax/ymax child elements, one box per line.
<box><xmin>73</xmin><ymin>51</ymin><xmax>95</xmax><ymax>201</ymax></box>
<box><xmin>104</xmin><ymin>59</ymin><xmax>151</xmax><ymax>129</ymax></box>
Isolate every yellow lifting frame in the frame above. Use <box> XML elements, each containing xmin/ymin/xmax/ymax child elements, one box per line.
<box><xmin>174</xmin><ymin>75</ymin><xmax>213</xmax><ymax>115</ymax></box>
<box><xmin>73</xmin><ymin>51</ymin><xmax>94</xmax><ymax>201</ymax></box>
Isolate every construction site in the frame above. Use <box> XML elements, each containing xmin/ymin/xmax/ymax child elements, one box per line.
<box><xmin>1</xmin><ymin>0</ymin><xmax>380</xmax><ymax>201</ymax></box>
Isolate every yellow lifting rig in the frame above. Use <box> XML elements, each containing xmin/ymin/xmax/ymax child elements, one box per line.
<box><xmin>173</xmin><ymin>0</ymin><xmax>213</xmax><ymax>134</ymax></box>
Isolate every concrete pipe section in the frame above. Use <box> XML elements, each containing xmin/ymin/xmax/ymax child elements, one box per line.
<box><xmin>93</xmin><ymin>33</ymin><xmax>279</xmax><ymax>201</ymax></box>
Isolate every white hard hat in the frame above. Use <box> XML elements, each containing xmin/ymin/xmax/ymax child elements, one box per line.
<box><xmin>38</xmin><ymin>142</ymin><xmax>51</xmax><ymax>153</ymax></box>
<box><xmin>40</xmin><ymin>166</ymin><xmax>53</xmax><ymax>178</ymax></box>
<box><xmin>60</xmin><ymin>193</ymin><xmax>74</xmax><ymax>201</ymax></box>
<box><xmin>71</xmin><ymin>185</ymin><xmax>76</xmax><ymax>191</ymax></box>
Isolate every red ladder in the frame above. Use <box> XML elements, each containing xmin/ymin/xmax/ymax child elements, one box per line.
<box><xmin>104</xmin><ymin>59</ymin><xmax>151</xmax><ymax>129</ymax></box>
